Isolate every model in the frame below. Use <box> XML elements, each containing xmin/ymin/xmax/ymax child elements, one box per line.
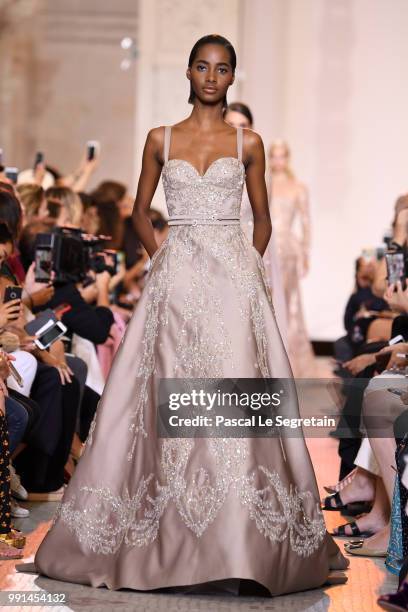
<box><xmin>34</xmin><ymin>34</ymin><xmax>346</xmax><ymax>596</ymax></box>
<box><xmin>268</xmin><ymin>140</ymin><xmax>316</xmax><ymax>377</ymax></box>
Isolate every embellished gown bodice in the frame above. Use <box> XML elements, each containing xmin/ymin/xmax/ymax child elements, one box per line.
<box><xmin>163</xmin><ymin>156</ymin><xmax>245</xmax><ymax>219</ymax></box>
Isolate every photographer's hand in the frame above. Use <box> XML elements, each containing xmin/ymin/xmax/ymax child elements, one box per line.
<box><xmin>23</xmin><ymin>263</ymin><xmax>55</xmax><ymax>307</ymax></box>
<box><xmin>95</xmin><ymin>271</ymin><xmax>111</xmax><ymax>307</ymax></box>
<box><xmin>61</xmin><ymin>154</ymin><xmax>99</xmax><ymax>192</ymax></box>
<box><xmin>384</xmin><ymin>281</ymin><xmax>408</xmax><ymax>313</ymax></box>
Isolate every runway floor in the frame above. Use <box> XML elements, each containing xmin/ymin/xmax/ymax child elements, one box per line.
<box><xmin>0</xmin><ymin>367</ymin><xmax>399</xmax><ymax>611</ymax></box>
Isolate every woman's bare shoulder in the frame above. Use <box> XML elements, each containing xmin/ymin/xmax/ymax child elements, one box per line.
<box><xmin>242</xmin><ymin>127</ymin><xmax>264</xmax><ymax>148</ymax></box>
<box><xmin>241</xmin><ymin>128</ymin><xmax>265</xmax><ymax>163</ymax></box>
<box><xmin>146</xmin><ymin>126</ymin><xmax>166</xmax><ymax>146</ymax></box>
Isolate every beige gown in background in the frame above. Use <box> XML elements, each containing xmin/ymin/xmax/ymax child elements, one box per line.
<box><xmin>34</xmin><ymin>127</ymin><xmax>342</xmax><ymax>595</ymax></box>
<box><xmin>269</xmin><ymin>186</ymin><xmax>316</xmax><ymax>378</ymax></box>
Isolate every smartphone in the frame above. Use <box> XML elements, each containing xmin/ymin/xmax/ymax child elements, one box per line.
<box><xmin>4</xmin><ymin>286</ymin><xmax>23</xmax><ymax>303</ymax></box>
<box><xmin>34</xmin><ymin>319</ymin><xmax>67</xmax><ymax>350</ymax></box>
<box><xmin>389</xmin><ymin>334</ymin><xmax>405</xmax><ymax>346</ymax></box>
<box><xmin>4</xmin><ymin>167</ymin><xmax>18</xmax><ymax>184</ymax></box>
<box><xmin>86</xmin><ymin>140</ymin><xmax>99</xmax><ymax>161</ymax></box>
<box><xmin>33</xmin><ymin>151</ymin><xmax>44</xmax><ymax>170</ymax></box>
<box><xmin>387</xmin><ymin>387</ymin><xmax>406</xmax><ymax>397</ymax></box>
<box><xmin>385</xmin><ymin>252</ymin><xmax>406</xmax><ymax>288</ymax></box>
<box><xmin>8</xmin><ymin>362</ymin><xmax>24</xmax><ymax>388</ymax></box>
<box><xmin>34</xmin><ymin>248</ymin><xmax>53</xmax><ymax>283</ymax></box>
<box><xmin>25</xmin><ymin>309</ymin><xmax>56</xmax><ymax>336</ymax></box>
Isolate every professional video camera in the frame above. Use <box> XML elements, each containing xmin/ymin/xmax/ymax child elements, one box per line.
<box><xmin>34</xmin><ymin>226</ymin><xmax>118</xmax><ymax>283</ymax></box>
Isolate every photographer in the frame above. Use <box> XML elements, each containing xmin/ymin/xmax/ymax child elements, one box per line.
<box><xmin>19</xmin><ymin>218</ymin><xmax>114</xmax><ymax>346</ymax></box>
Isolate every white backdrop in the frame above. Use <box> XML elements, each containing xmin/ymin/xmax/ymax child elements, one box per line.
<box><xmin>239</xmin><ymin>0</ymin><xmax>408</xmax><ymax>340</ymax></box>
<box><xmin>135</xmin><ymin>0</ymin><xmax>408</xmax><ymax>340</ymax></box>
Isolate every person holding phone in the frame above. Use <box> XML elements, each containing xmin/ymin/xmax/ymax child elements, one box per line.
<box><xmin>372</xmin><ymin>194</ymin><xmax>408</xmax><ymax>298</ymax></box>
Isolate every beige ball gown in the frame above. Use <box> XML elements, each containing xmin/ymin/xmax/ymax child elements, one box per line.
<box><xmin>34</xmin><ymin>126</ymin><xmax>344</xmax><ymax>595</ymax></box>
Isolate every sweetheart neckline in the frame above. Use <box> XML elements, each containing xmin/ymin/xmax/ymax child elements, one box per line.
<box><xmin>164</xmin><ymin>157</ymin><xmax>245</xmax><ymax>179</ymax></box>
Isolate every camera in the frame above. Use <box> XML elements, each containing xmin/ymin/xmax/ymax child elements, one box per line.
<box><xmin>34</xmin><ymin>227</ymin><xmax>118</xmax><ymax>283</ymax></box>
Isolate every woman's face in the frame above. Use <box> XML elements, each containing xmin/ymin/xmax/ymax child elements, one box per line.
<box><xmin>224</xmin><ymin>110</ymin><xmax>251</xmax><ymax>129</ymax></box>
<box><xmin>82</xmin><ymin>205</ymin><xmax>100</xmax><ymax>235</ymax></box>
<box><xmin>118</xmin><ymin>193</ymin><xmax>133</xmax><ymax>219</ymax></box>
<box><xmin>269</xmin><ymin>145</ymin><xmax>289</xmax><ymax>173</ymax></box>
<box><xmin>0</xmin><ymin>240</ymin><xmax>13</xmax><ymax>264</ymax></box>
<box><xmin>356</xmin><ymin>259</ymin><xmax>375</xmax><ymax>287</ymax></box>
<box><xmin>187</xmin><ymin>43</ymin><xmax>234</xmax><ymax>106</ymax></box>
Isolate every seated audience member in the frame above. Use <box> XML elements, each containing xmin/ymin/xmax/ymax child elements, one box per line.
<box><xmin>323</xmin><ymin>194</ymin><xmax>408</xmax><ymax>565</ymax></box>
<box><xmin>18</xmin><ymin>221</ymin><xmax>114</xmax><ymax>345</ymax></box>
<box><xmin>334</xmin><ymin>256</ymin><xmax>392</xmax><ymax>368</ymax></box>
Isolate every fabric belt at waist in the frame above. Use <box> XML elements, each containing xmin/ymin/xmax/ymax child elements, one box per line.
<box><xmin>168</xmin><ymin>214</ymin><xmax>240</xmax><ymax>226</ymax></box>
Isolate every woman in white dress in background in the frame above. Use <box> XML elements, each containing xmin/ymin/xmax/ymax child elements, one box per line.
<box><xmin>267</xmin><ymin>140</ymin><xmax>316</xmax><ymax>377</ymax></box>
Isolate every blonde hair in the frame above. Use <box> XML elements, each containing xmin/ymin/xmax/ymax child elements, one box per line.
<box><xmin>268</xmin><ymin>139</ymin><xmax>295</xmax><ymax>180</ymax></box>
<box><xmin>45</xmin><ymin>186</ymin><xmax>83</xmax><ymax>227</ymax></box>
<box><xmin>17</xmin><ymin>183</ymin><xmax>45</xmax><ymax>220</ymax></box>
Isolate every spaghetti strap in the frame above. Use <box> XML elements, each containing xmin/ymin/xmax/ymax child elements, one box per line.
<box><xmin>164</xmin><ymin>126</ymin><xmax>171</xmax><ymax>163</ymax></box>
<box><xmin>237</xmin><ymin>127</ymin><xmax>243</xmax><ymax>162</ymax></box>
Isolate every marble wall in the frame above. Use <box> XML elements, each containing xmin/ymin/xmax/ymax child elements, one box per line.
<box><xmin>0</xmin><ymin>0</ymin><xmax>138</xmax><ymax>190</ymax></box>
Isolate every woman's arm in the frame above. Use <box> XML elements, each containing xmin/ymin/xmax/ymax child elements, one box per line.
<box><xmin>243</xmin><ymin>130</ymin><xmax>272</xmax><ymax>256</ymax></box>
<box><xmin>132</xmin><ymin>128</ymin><xmax>165</xmax><ymax>258</ymax></box>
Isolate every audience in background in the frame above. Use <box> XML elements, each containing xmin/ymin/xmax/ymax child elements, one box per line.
<box><xmin>326</xmin><ymin>193</ymin><xmax>408</xmax><ymax>608</ymax></box>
